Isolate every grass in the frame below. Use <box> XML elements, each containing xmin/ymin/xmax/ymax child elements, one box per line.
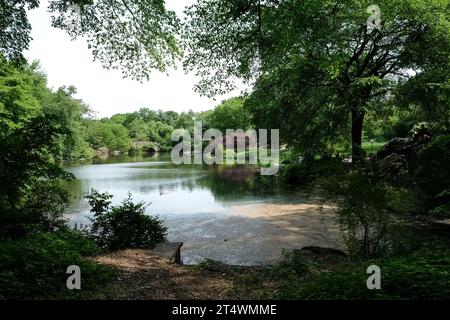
<box><xmin>362</xmin><ymin>140</ymin><xmax>387</xmax><ymax>154</ymax></box>
<box><xmin>233</xmin><ymin>232</ymin><xmax>450</xmax><ymax>300</ymax></box>
<box><xmin>0</xmin><ymin>231</ymin><xmax>116</xmax><ymax>299</ymax></box>
<box><xmin>332</xmin><ymin>140</ymin><xmax>387</xmax><ymax>156</ymax></box>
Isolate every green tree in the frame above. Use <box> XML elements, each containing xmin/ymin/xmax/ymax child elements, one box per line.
<box><xmin>184</xmin><ymin>0</ymin><xmax>450</xmax><ymax>161</ymax></box>
<box><xmin>147</xmin><ymin>120</ymin><xmax>174</xmax><ymax>147</ymax></box>
<box><xmin>128</xmin><ymin>118</ymin><xmax>149</xmax><ymax>141</ymax></box>
<box><xmin>1</xmin><ymin>0</ymin><xmax>181</xmax><ymax>80</ymax></box>
<box><xmin>137</xmin><ymin>107</ymin><xmax>159</xmax><ymax>123</ymax></box>
<box><xmin>0</xmin><ymin>59</ymin><xmax>73</xmax><ymax>236</ymax></box>
<box><xmin>210</xmin><ymin>97</ymin><xmax>251</xmax><ymax>132</ymax></box>
<box><xmin>85</xmin><ymin>121</ymin><xmax>131</xmax><ymax>152</ymax></box>
<box><xmin>86</xmin><ymin>189</ymin><xmax>167</xmax><ymax>250</ymax></box>
<box><xmin>45</xmin><ymin>86</ymin><xmax>93</xmax><ymax>161</ymax></box>
<box><xmin>176</xmin><ymin>110</ymin><xmax>195</xmax><ymax>130</ymax></box>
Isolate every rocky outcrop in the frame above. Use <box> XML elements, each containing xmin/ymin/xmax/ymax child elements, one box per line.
<box><xmin>374</xmin><ymin>130</ymin><xmax>431</xmax><ymax>187</ymax></box>
<box><xmin>377</xmin><ymin>134</ymin><xmax>431</xmax><ymax>161</ymax></box>
<box><xmin>131</xmin><ymin>141</ymin><xmax>159</xmax><ymax>156</ymax></box>
<box><xmin>95</xmin><ymin>147</ymin><xmax>110</xmax><ymax>159</ymax></box>
<box><xmin>375</xmin><ymin>153</ymin><xmax>412</xmax><ymax>187</ymax></box>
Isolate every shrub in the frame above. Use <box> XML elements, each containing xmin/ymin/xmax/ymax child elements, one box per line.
<box><xmin>0</xmin><ymin>180</ymin><xmax>71</xmax><ymax>239</ymax></box>
<box><xmin>0</xmin><ymin>230</ymin><xmax>114</xmax><ymax>299</ymax></box>
<box><xmin>279</xmin><ymin>163</ymin><xmax>313</xmax><ymax>185</ymax></box>
<box><xmin>428</xmin><ymin>190</ymin><xmax>450</xmax><ymax>217</ymax></box>
<box><xmin>415</xmin><ymin>135</ymin><xmax>450</xmax><ymax>216</ymax></box>
<box><xmin>277</xmin><ymin>242</ymin><xmax>450</xmax><ymax>300</ymax></box>
<box><xmin>279</xmin><ymin>158</ymin><xmax>347</xmax><ymax>186</ymax></box>
<box><xmin>320</xmin><ymin>170</ymin><xmax>414</xmax><ymax>257</ymax></box>
<box><xmin>415</xmin><ymin>135</ymin><xmax>450</xmax><ymax>197</ymax></box>
<box><xmin>86</xmin><ymin>189</ymin><xmax>168</xmax><ymax>251</ymax></box>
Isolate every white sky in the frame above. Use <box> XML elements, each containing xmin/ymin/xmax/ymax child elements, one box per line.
<box><xmin>24</xmin><ymin>0</ymin><xmax>241</xmax><ymax>118</ymax></box>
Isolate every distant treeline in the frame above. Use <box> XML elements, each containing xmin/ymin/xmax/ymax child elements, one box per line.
<box><xmin>76</xmin><ymin>95</ymin><xmax>251</xmax><ymax>160</ymax></box>
<box><xmin>3</xmin><ymin>59</ymin><xmax>442</xmax><ymax>164</ymax></box>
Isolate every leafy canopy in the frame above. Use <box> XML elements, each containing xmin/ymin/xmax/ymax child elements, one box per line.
<box><xmin>183</xmin><ymin>0</ymin><xmax>450</xmax><ymax>157</ymax></box>
<box><xmin>1</xmin><ymin>0</ymin><xmax>181</xmax><ymax>80</ymax></box>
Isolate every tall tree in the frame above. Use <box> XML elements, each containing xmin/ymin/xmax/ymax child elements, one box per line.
<box><xmin>183</xmin><ymin>0</ymin><xmax>450</xmax><ymax>161</ymax></box>
<box><xmin>210</xmin><ymin>97</ymin><xmax>251</xmax><ymax>132</ymax></box>
<box><xmin>0</xmin><ymin>59</ymin><xmax>74</xmax><ymax>235</ymax></box>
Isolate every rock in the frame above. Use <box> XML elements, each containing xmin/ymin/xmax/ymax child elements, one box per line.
<box><xmin>377</xmin><ymin>137</ymin><xmax>412</xmax><ymax>159</ymax></box>
<box><xmin>95</xmin><ymin>147</ymin><xmax>109</xmax><ymax>159</ymax></box>
<box><xmin>375</xmin><ymin>153</ymin><xmax>413</xmax><ymax>187</ymax></box>
<box><xmin>374</xmin><ymin>130</ymin><xmax>431</xmax><ymax>186</ymax></box>
<box><xmin>294</xmin><ymin>246</ymin><xmax>347</xmax><ymax>257</ymax></box>
<box><xmin>111</xmin><ymin>150</ymin><xmax>122</xmax><ymax>156</ymax></box>
<box><xmin>151</xmin><ymin>242</ymin><xmax>183</xmax><ymax>264</ymax></box>
<box><xmin>377</xmin><ymin>132</ymin><xmax>431</xmax><ymax>162</ymax></box>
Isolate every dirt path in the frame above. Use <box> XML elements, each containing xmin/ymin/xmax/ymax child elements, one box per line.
<box><xmin>92</xmin><ymin>249</ymin><xmax>268</xmax><ymax>300</ymax></box>
<box><xmin>90</xmin><ymin>202</ymin><xmax>342</xmax><ymax>299</ymax></box>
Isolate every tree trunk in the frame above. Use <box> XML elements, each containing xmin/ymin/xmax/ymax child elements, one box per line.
<box><xmin>352</xmin><ymin>108</ymin><xmax>365</xmax><ymax>164</ymax></box>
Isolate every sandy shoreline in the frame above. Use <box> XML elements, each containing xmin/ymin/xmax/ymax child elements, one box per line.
<box><xmin>168</xmin><ymin>199</ymin><xmax>343</xmax><ymax>265</ymax></box>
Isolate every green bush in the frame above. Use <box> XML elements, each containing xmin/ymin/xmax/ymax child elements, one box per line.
<box><xmin>415</xmin><ymin>135</ymin><xmax>450</xmax><ymax>197</ymax></box>
<box><xmin>0</xmin><ymin>180</ymin><xmax>71</xmax><ymax>239</ymax></box>
<box><xmin>429</xmin><ymin>190</ymin><xmax>450</xmax><ymax>216</ymax></box>
<box><xmin>277</xmin><ymin>243</ymin><xmax>450</xmax><ymax>300</ymax></box>
<box><xmin>279</xmin><ymin>158</ymin><xmax>347</xmax><ymax>186</ymax></box>
<box><xmin>279</xmin><ymin>163</ymin><xmax>313</xmax><ymax>185</ymax></box>
<box><xmin>86</xmin><ymin>189</ymin><xmax>168</xmax><ymax>251</ymax></box>
<box><xmin>0</xmin><ymin>230</ymin><xmax>114</xmax><ymax>299</ymax></box>
<box><xmin>415</xmin><ymin>135</ymin><xmax>450</xmax><ymax>216</ymax></box>
<box><xmin>320</xmin><ymin>170</ymin><xmax>416</xmax><ymax>257</ymax></box>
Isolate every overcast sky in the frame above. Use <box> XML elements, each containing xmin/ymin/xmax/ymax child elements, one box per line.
<box><xmin>24</xmin><ymin>0</ymin><xmax>241</xmax><ymax>118</ymax></box>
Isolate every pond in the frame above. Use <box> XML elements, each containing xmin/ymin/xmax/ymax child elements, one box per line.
<box><xmin>65</xmin><ymin>155</ymin><xmax>339</xmax><ymax>265</ymax></box>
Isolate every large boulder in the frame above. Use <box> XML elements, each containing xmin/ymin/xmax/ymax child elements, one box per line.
<box><xmin>374</xmin><ymin>130</ymin><xmax>431</xmax><ymax>187</ymax></box>
<box><xmin>375</xmin><ymin>153</ymin><xmax>413</xmax><ymax>187</ymax></box>
<box><xmin>377</xmin><ymin>132</ymin><xmax>431</xmax><ymax>162</ymax></box>
<box><xmin>377</xmin><ymin>137</ymin><xmax>413</xmax><ymax>159</ymax></box>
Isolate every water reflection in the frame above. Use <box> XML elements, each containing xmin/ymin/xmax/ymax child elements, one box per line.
<box><xmin>64</xmin><ymin>155</ymin><xmax>332</xmax><ymax>265</ymax></box>
<box><xmin>65</xmin><ymin>155</ymin><xmax>293</xmax><ymax>223</ymax></box>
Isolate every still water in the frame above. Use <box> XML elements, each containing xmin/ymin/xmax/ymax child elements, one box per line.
<box><xmin>65</xmin><ymin>155</ymin><xmax>338</xmax><ymax>265</ymax></box>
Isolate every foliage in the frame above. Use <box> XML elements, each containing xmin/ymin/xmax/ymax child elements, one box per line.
<box><xmin>1</xmin><ymin>0</ymin><xmax>181</xmax><ymax>80</ymax></box>
<box><xmin>0</xmin><ymin>59</ymin><xmax>74</xmax><ymax>237</ymax></box>
<box><xmin>276</xmin><ymin>241</ymin><xmax>450</xmax><ymax>300</ymax></box>
<box><xmin>0</xmin><ymin>230</ymin><xmax>114</xmax><ymax>299</ymax></box>
<box><xmin>85</xmin><ymin>189</ymin><xmax>167</xmax><ymax>251</ymax></box>
<box><xmin>0</xmin><ymin>0</ymin><xmax>39</xmax><ymax>62</ymax></box>
<box><xmin>82</xmin><ymin>98</ymin><xmax>254</xmax><ymax>154</ymax></box>
<box><xmin>415</xmin><ymin>135</ymin><xmax>450</xmax><ymax>197</ymax></box>
<box><xmin>279</xmin><ymin>158</ymin><xmax>348</xmax><ymax>186</ymax></box>
<box><xmin>320</xmin><ymin>170</ymin><xmax>416</xmax><ymax>257</ymax></box>
<box><xmin>44</xmin><ymin>86</ymin><xmax>93</xmax><ymax>161</ymax></box>
<box><xmin>429</xmin><ymin>190</ymin><xmax>450</xmax><ymax>217</ymax></box>
<box><xmin>0</xmin><ymin>181</ymin><xmax>71</xmax><ymax>239</ymax></box>
<box><xmin>415</xmin><ymin>135</ymin><xmax>450</xmax><ymax>216</ymax></box>
<box><xmin>85</xmin><ymin>121</ymin><xmax>132</xmax><ymax>152</ymax></box>
<box><xmin>183</xmin><ymin>0</ymin><xmax>450</xmax><ymax>160</ymax></box>
<box><xmin>209</xmin><ymin>97</ymin><xmax>252</xmax><ymax>132</ymax></box>
<box><xmin>0</xmin><ymin>61</ymin><xmax>117</xmax><ymax>299</ymax></box>
<box><xmin>395</xmin><ymin>52</ymin><xmax>450</xmax><ymax>134</ymax></box>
